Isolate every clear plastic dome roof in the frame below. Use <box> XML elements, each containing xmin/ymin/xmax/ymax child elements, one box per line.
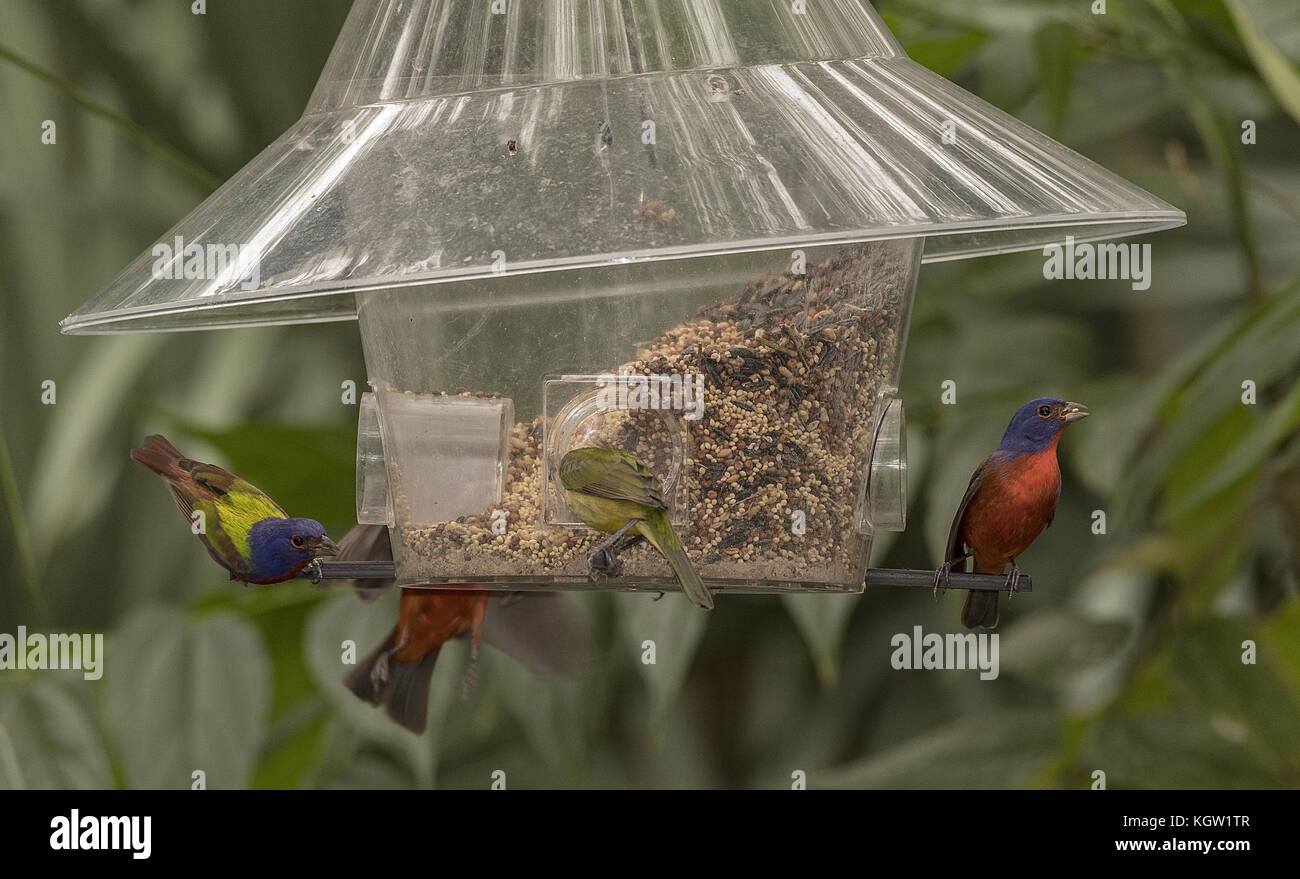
<box><xmin>62</xmin><ymin>0</ymin><xmax>1185</xmax><ymax>334</ymax></box>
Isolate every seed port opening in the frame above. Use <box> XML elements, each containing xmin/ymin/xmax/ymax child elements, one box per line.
<box><xmin>542</xmin><ymin>376</ymin><xmax>691</xmax><ymax>528</ymax></box>
<box><xmin>373</xmin><ymin>385</ymin><xmax>514</xmax><ymax>526</ymax></box>
<box><xmin>355</xmin><ymin>390</ymin><xmax>391</xmax><ymax>526</ymax></box>
<box><xmin>857</xmin><ymin>392</ymin><xmax>907</xmax><ymax>533</ymax></box>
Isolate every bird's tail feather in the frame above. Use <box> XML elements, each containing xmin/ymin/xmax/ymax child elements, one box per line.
<box><xmin>961</xmin><ymin>589</ymin><xmax>1000</xmax><ymax>629</ymax></box>
<box><xmin>344</xmin><ymin>631</ymin><xmax>394</xmax><ymax>704</ymax></box>
<box><xmin>383</xmin><ymin>651</ymin><xmax>438</xmax><ymax>734</ymax></box>
<box><xmin>642</xmin><ymin>509</ymin><xmax>713</xmax><ymax>610</ymax></box>
<box><xmin>346</xmin><ymin>631</ymin><xmax>439</xmax><ymax>734</ymax></box>
<box><xmin>130</xmin><ymin>434</ymin><xmax>186</xmax><ymax>476</ymax></box>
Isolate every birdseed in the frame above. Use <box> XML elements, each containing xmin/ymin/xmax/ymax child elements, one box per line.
<box><xmin>398</xmin><ymin>243</ymin><xmax>911</xmax><ymax>593</ymax></box>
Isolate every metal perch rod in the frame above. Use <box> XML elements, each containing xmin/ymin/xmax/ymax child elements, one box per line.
<box><xmin>301</xmin><ymin>562</ymin><xmax>1031</xmax><ymax>593</ymax></box>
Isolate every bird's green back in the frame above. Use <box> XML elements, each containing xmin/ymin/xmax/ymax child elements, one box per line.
<box><xmin>559</xmin><ymin>447</ymin><xmax>666</xmax><ymax>510</ymax></box>
<box><xmin>204</xmin><ymin>478</ymin><xmax>287</xmax><ymax>561</ymax></box>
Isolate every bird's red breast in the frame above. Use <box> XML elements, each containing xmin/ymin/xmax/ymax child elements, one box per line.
<box><xmin>959</xmin><ymin>442</ymin><xmax>1062</xmax><ymax>574</ymax></box>
<box><xmin>391</xmin><ymin>590</ymin><xmax>489</xmax><ymax>665</ymax></box>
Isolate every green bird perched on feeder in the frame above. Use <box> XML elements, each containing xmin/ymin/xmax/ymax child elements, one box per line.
<box><xmin>559</xmin><ymin>446</ymin><xmax>713</xmax><ymax>610</ymax></box>
<box><xmin>131</xmin><ymin>434</ymin><xmax>338</xmax><ymax>584</ymax></box>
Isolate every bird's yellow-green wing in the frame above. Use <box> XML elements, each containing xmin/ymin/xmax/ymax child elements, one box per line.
<box><xmin>559</xmin><ymin>447</ymin><xmax>666</xmax><ymax>510</ymax></box>
<box><xmin>214</xmin><ymin>480</ymin><xmax>288</xmax><ymax>533</ymax></box>
<box><xmin>200</xmin><ymin>473</ymin><xmax>289</xmax><ymax>562</ymax></box>
<box><xmin>185</xmin><ymin>460</ymin><xmax>287</xmax><ymax>515</ymax></box>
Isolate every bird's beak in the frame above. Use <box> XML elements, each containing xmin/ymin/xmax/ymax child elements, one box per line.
<box><xmin>311</xmin><ymin>537</ymin><xmax>339</xmax><ymax>558</ymax></box>
<box><xmin>1061</xmin><ymin>402</ymin><xmax>1090</xmax><ymax>423</ymax></box>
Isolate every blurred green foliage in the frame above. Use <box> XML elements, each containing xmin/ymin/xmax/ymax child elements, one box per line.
<box><xmin>1</xmin><ymin>0</ymin><xmax>1297</xmax><ymax>789</ymax></box>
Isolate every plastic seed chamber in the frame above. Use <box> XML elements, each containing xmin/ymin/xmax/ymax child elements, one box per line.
<box><xmin>64</xmin><ymin>0</ymin><xmax>1185</xmax><ymax>595</ymax></box>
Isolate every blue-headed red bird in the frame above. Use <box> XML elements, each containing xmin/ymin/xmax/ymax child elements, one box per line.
<box><xmin>936</xmin><ymin>399</ymin><xmax>1089</xmax><ymax>628</ymax></box>
<box><xmin>339</xmin><ymin>524</ymin><xmax>588</xmax><ymax>733</ymax></box>
<box><xmin>131</xmin><ymin>434</ymin><xmax>337</xmax><ymax>584</ymax></box>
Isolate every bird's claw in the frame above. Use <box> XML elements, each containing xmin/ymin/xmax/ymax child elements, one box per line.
<box><xmin>306</xmin><ymin>559</ymin><xmax>325</xmax><ymax>585</ymax></box>
<box><xmin>652</xmin><ymin>591</ymin><xmax>665</xmax><ymax>602</ymax></box>
<box><xmin>585</xmin><ymin>520</ymin><xmax>640</xmax><ymax>581</ymax></box>
<box><xmin>586</xmin><ymin>546</ymin><xmax>624</xmax><ymax>580</ymax></box>
<box><xmin>931</xmin><ymin>562</ymin><xmax>953</xmax><ymax>598</ymax></box>
<box><xmin>1005</xmin><ymin>564</ymin><xmax>1021</xmax><ymax>602</ymax></box>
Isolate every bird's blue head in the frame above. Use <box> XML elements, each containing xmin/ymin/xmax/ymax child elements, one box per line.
<box><xmin>247</xmin><ymin>517</ymin><xmax>337</xmax><ymax>583</ymax></box>
<box><xmin>997</xmin><ymin>398</ymin><xmax>1089</xmax><ymax>455</ymax></box>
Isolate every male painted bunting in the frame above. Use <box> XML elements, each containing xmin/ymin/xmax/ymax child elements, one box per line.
<box><xmin>131</xmin><ymin>434</ymin><xmax>337</xmax><ymax>584</ymax></box>
<box><xmin>936</xmin><ymin>398</ymin><xmax>1089</xmax><ymax>629</ymax></box>
<box><xmin>349</xmin><ymin>588</ymin><xmax>489</xmax><ymax>733</ymax></box>
<box><xmin>558</xmin><ymin>446</ymin><xmax>713</xmax><ymax>610</ymax></box>
<box><xmin>340</xmin><ymin>524</ymin><xmax>588</xmax><ymax>733</ymax></box>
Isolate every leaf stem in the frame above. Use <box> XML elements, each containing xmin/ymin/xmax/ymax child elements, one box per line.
<box><xmin>0</xmin><ymin>42</ymin><xmax>221</xmax><ymax>191</ymax></box>
<box><xmin>0</xmin><ymin>423</ymin><xmax>48</xmax><ymax>623</ymax></box>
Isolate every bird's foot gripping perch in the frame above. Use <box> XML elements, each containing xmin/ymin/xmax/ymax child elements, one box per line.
<box><xmin>1005</xmin><ymin>558</ymin><xmax>1022</xmax><ymax>602</ymax></box>
<box><xmin>585</xmin><ymin>519</ymin><xmax>642</xmax><ymax>581</ymax></box>
<box><xmin>931</xmin><ymin>552</ymin><xmax>969</xmax><ymax>598</ymax></box>
<box><xmin>586</xmin><ymin>545</ymin><xmax>624</xmax><ymax>579</ymax></box>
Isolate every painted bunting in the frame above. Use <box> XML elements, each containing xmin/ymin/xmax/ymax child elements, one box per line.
<box><xmin>131</xmin><ymin>434</ymin><xmax>337</xmax><ymax>584</ymax></box>
<box><xmin>349</xmin><ymin>588</ymin><xmax>489</xmax><ymax>733</ymax></box>
<box><xmin>936</xmin><ymin>398</ymin><xmax>1089</xmax><ymax>629</ymax></box>
<box><xmin>558</xmin><ymin>446</ymin><xmax>713</xmax><ymax>610</ymax></box>
<box><xmin>340</xmin><ymin>524</ymin><xmax>588</xmax><ymax>733</ymax></box>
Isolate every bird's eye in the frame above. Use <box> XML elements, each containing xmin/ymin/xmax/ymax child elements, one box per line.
<box><xmin>291</xmin><ymin>535</ymin><xmax>305</xmax><ymax>548</ymax></box>
<box><xmin>1038</xmin><ymin>405</ymin><xmax>1053</xmax><ymax>418</ymax></box>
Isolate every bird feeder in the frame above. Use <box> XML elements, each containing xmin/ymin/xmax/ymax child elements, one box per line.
<box><xmin>64</xmin><ymin>0</ymin><xmax>1184</xmax><ymax>597</ymax></box>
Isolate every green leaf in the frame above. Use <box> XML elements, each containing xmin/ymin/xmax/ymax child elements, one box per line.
<box><xmin>485</xmin><ymin>644</ymin><xmax>599</xmax><ymax>783</ymax></box>
<box><xmin>1034</xmin><ymin>21</ymin><xmax>1077</xmax><ymax>136</ymax></box>
<box><xmin>0</xmin><ymin>422</ymin><xmax>44</xmax><ymax>620</ymax></box>
<box><xmin>1086</xmin><ymin>713</ymin><xmax>1283</xmax><ymax>788</ymax></box>
<box><xmin>0</xmin><ymin>679</ymin><xmax>113</xmax><ymax>789</ymax></box>
<box><xmin>1118</xmin><ymin>280</ymin><xmax>1300</xmax><ymax>525</ymax></box>
<box><xmin>1261</xmin><ymin>600</ymin><xmax>1300</xmax><ymax>696</ymax></box>
<box><xmin>781</xmin><ymin>594</ymin><xmax>857</xmax><ymax>688</ymax></box>
<box><xmin>1163</xmin><ymin>377</ymin><xmax>1300</xmax><ymax>520</ymax></box>
<box><xmin>251</xmin><ymin>702</ymin><xmax>327</xmax><ymax>790</ymax></box>
<box><xmin>1226</xmin><ymin>0</ymin><xmax>1300</xmax><ymax>125</ymax></box>
<box><xmin>1065</xmin><ymin>375</ymin><xmax>1147</xmax><ymax>499</ymax></box>
<box><xmin>0</xmin><ymin>723</ymin><xmax>23</xmax><ymax>789</ymax></box>
<box><xmin>1170</xmin><ymin>616</ymin><xmax>1300</xmax><ymax>765</ymax></box>
<box><xmin>899</xmin><ymin>0</ymin><xmax>1072</xmax><ymax>33</ymax></box>
<box><xmin>906</xmin><ymin>30</ymin><xmax>987</xmax><ymax>78</ymax></box>
<box><xmin>998</xmin><ymin>610</ymin><xmax>1132</xmax><ymax>685</ymax></box>
<box><xmin>107</xmin><ymin>606</ymin><xmax>269</xmax><ymax>789</ymax></box>
<box><xmin>27</xmin><ymin>336</ymin><xmax>165</xmax><ymax>561</ymax></box>
<box><xmin>818</xmin><ymin>710</ymin><xmax>1061</xmax><ymax>789</ymax></box>
<box><xmin>0</xmin><ymin>42</ymin><xmax>220</xmax><ymax>189</ymax></box>
<box><xmin>616</xmin><ymin>593</ymin><xmax>708</xmax><ymax>729</ymax></box>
